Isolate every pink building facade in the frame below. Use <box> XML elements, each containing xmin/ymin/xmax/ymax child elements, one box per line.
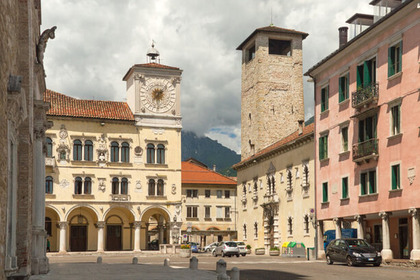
<box><xmin>306</xmin><ymin>0</ymin><xmax>420</xmax><ymax>261</ymax></box>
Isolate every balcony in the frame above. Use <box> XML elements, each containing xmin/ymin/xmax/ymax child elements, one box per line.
<box><xmin>352</xmin><ymin>83</ymin><xmax>379</xmax><ymax>109</ymax></box>
<box><xmin>352</xmin><ymin>138</ymin><xmax>379</xmax><ymax>163</ymax></box>
<box><xmin>263</xmin><ymin>193</ymin><xmax>279</xmax><ymax>204</ymax></box>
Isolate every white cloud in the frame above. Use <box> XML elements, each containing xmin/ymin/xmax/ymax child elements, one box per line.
<box><xmin>41</xmin><ymin>0</ymin><xmax>373</xmax><ymax>154</ymax></box>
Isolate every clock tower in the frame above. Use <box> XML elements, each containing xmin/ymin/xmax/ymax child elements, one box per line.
<box><xmin>123</xmin><ymin>43</ymin><xmax>183</xmax><ymax>129</ymax></box>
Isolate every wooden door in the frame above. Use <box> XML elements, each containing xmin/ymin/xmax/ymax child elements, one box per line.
<box><xmin>107</xmin><ymin>225</ymin><xmax>122</xmax><ymax>251</ymax></box>
<box><xmin>70</xmin><ymin>226</ymin><xmax>87</xmax><ymax>251</ymax></box>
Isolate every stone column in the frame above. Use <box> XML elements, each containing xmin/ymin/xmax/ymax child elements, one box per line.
<box><xmin>145</xmin><ymin>223</ymin><xmax>150</xmax><ymax>246</ymax></box>
<box><xmin>333</xmin><ymin>217</ymin><xmax>342</xmax><ymax>239</ymax></box>
<box><xmin>97</xmin><ymin>221</ymin><xmax>105</xmax><ymax>252</ymax></box>
<box><xmin>59</xmin><ymin>222</ymin><xmax>68</xmax><ymax>253</ymax></box>
<box><xmin>134</xmin><ymin>221</ymin><xmax>141</xmax><ymax>251</ymax></box>
<box><xmin>355</xmin><ymin>215</ymin><xmax>365</xmax><ymax>239</ymax></box>
<box><xmin>273</xmin><ymin>207</ymin><xmax>280</xmax><ymax>247</ymax></box>
<box><xmin>409</xmin><ymin>208</ymin><xmax>420</xmax><ymax>260</ymax></box>
<box><xmin>31</xmin><ymin>119</ymin><xmax>50</xmax><ymax>274</ymax></box>
<box><xmin>379</xmin><ymin>211</ymin><xmax>393</xmax><ymax>260</ymax></box>
<box><xmin>158</xmin><ymin>223</ymin><xmax>164</xmax><ymax>244</ymax></box>
<box><xmin>263</xmin><ymin>212</ymin><xmax>269</xmax><ymax>250</ymax></box>
<box><xmin>317</xmin><ymin>220</ymin><xmax>325</xmax><ymax>259</ymax></box>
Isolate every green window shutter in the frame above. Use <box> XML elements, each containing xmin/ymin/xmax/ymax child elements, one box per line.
<box><xmin>346</xmin><ymin>73</ymin><xmax>350</xmax><ymax>99</ymax></box>
<box><xmin>325</xmin><ymin>135</ymin><xmax>328</xmax><ymax>159</ymax></box>
<box><xmin>323</xmin><ymin>183</ymin><xmax>328</xmax><ymax>202</ymax></box>
<box><xmin>358</xmin><ymin>120</ymin><xmax>364</xmax><ymax>142</ymax></box>
<box><xmin>391</xmin><ymin>165</ymin><xmax>397</xmax><ymax>190</ymax></box>
<box><xmin>363</xmin><ymin>61</ymin><xmax>371</xmax><ymax>87</ymax></box>
<box><xmin>339</xmin><ymin>77</ymin><xmax>343</xmax><ymax>103</ymax></box>
<box><xmin>388</xmin><ymin>46</ymin><xmax>394</xmax><ymax>77</ymax></box>
<box><xmin>319</xmin><ymin>137</ymin><xmax>323</xmax><ymax>160</ymax></box>
<box><xmin>342</xmin><ymin>178</ymin><xmax>348</xmax><ymax>199</ymax></box>
<box><xmin>396</xmin><ymin>105</ymin><xmax>400</xmax><ymax>133</ymax></box>
<box><xmin>357</xmin><ymin>65</ymin><xmax>363</xmax><ymax>88</ymax></box>
<box><xmin>326</xmin><ymin>86</ymin><xmax>329</xmax><ymax>110</ymax></box>
<box><xmin>361</xmin><ymin>173</ymin><xmax>366</xmax><ymax>195</ymax></box>
<box><xmin>369</xmin><ymin>171</ymin><xmax>376</xmax><ymax>193</ymax></box>
<box><xmin>321</xmin><ymin>88</ymin><xmax>325</xmax><ymax>112</ymax></box>
<box><xmin>398</xmin><ymin>41</ymin><xmax>403</xmax><ymax>73</ymax></box>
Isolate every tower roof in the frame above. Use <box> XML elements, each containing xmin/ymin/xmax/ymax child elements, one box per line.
<box><xmin>236</xmin><ymin>25</ymin><xmax>309</xmax><ymax>50</ymax></box>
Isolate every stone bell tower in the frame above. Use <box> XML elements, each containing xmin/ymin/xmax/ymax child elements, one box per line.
<box><xmin>236</xmin><ymin>26</ymin><xmax>308</xmax><ymax>159</ymax></box>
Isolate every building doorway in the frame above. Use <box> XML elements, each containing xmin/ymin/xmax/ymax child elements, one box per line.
<box><xmin>106</xmin><ymin>225</ymin><xmax>122</xmax><ymax>251</ymax></box>
<box><xmin>70</xmin><ymin>226</ymin><xmax>87</xmax><ymax>251</ymax></box>
<box><xmin>399</xmin><ymin>218</ymin><xmax>409</xmax><ymax>259</ymax></box>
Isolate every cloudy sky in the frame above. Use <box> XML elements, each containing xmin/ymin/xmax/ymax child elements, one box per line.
<box><xmin>41</xmin><ymin>0</ymin><xmax>372</xmax><ymax>154</ymax></box>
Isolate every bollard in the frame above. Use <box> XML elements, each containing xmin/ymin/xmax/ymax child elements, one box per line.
<box><xmin>217</xmin><ymin>272</ymin><xmax>231</xmax><ymax>280</ymax></box>
<box><xmin>164</xmin><ymin>258</ymin><xmax>170</xmax><ymax>267</ymax></box>
<box><xmin>132</xmin><ymin>257</ymin><xmax>138</xmax><ymax>264</ymax></box>
<box><xmin>230</xmin><ymin>267</ymin><xmax>239</xmax><ymax>280</ymax></box>
<box><xmin>189</xmin><ymin>256</ymin><xmax>198</xmax><ymax>270</ymax></box>
<box><xmin>96</xmin><ymin>256</ymin><xmax>102</xmax><ymax>264</ymax></box>
<box><xmin>216</xmin><ymin>259</ymin><xmax>227</xmax><ymax>275</ymax></box>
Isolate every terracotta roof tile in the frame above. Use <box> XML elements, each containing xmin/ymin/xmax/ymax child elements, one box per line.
<box><xmin>182</xmin><ymin>160</ymin><xmax>237</xmax><ymax>185</ymax></box>
<box><xmin>233</xmin><ymin>123</ymin><xmax>314</xmax><ymax>169</ymax></box>
<box><xmin>44</xmin><ymin>89</ymin><xmax>134</xmax><ymax>121</ymax></box>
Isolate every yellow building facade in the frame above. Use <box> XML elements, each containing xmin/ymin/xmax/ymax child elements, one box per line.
<box><xmin>44</xmin><ymin>48</ymin><xmax>185</xmax><ymax>252</ymax></box>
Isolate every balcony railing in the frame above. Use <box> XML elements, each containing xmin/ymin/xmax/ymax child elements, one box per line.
<box><xmin>110</xmin><ymin>194</ymin><xmax>130</xmax><ymax>201</ymax></box>
<box><xmin>45</xmin><ymin>157</ymin><xmax>56</xmax><ymax>167</ymax></box>
<box><xmin>352</xmin><ymin>138</ymin><xmax>379</xmax><ymax>162</ymax></box>
<box><xmin>352</xmin><ymin>83</ymin><xmax>379</xmax><ymax>109</ymax></box>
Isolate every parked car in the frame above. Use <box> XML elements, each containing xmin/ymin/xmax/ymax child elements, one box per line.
<box><xmin>204</xmin><ymin>242</ymin><xmax>218</xmax><ymax>252</ymax></box>
<box><xmin>326</xmin><ymin>238</ymin><xmax>382</xmax><ymax>266</ymax></box>
<box><xmin>189</xmin><ymin>242</ymin><xmax>199</xmax><ymax>253</ymax></box>
<box><xmin>212</xmin><ymin>241</ymin><xmax>240</xmax><ymax>257</ymax></box>
<box><xmin>234</xmin><ymin>241</ymin><xmax>247</xmax><ymax>256</ymax></box>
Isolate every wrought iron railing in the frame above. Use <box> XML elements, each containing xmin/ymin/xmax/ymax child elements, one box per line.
<box><xmin>352</xmin><ymin>138</ymin><xmax>379</xmax><ymax>161</ymax></box>
<box><xmin>352</xmin><ymin>83</ymin><xmax>379</xmax><ymax>108</ymax></box>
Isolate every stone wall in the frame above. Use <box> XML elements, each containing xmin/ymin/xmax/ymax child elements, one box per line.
<box><xmin>240</xmin><ymin>32</ymin><xmax>305</xmax><ymax>160</ymax></box>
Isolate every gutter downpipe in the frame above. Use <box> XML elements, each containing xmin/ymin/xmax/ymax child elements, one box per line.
<box><xmin>308</xmin><ymin>73</ymin><xmax>318</xmax><ymax>259</ymax></box>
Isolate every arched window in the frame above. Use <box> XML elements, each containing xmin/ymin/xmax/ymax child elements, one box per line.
<box><xmin>111</xmin><ymin>142</ymin><xmax>119</xmax><ymax>162</ymax></box>
<box><xmin>243</xmin><ymin>184</ymin><xmax>246</xmax><ymax>195</ymax></box>
<box><xmin>46</xmin><ymin>137</ymin><xmax>53</xmax><ymax>157</ymax></box>
<box><xmin>45</xmin><ymin>176</ymin><xmax>53</xmax><ymax>194</ymax></box>
<box><xmin>121</xmin><ymin>142</ymin><xmax>130</xmax><ymax>163</ymax></box>
<box><xmin>287</xmin><ymin>170</ymin><xmax>293</xmax><ymax>189</ymax></box>
<box><xmin>253</xmin><ymin>181</ymin><xmax>258</xmax><ymax>193</ymax></box>
<box><xmin>73</xmin><ymin>140</ymin><xmax>82</xmax><ymax>161</ymax></box>
<box><xmin>60</xmin><ymin>150</ymin><xmax>66</xmax><ymax>160</ymax></box>
<box><xmin>84</xmin><ymin>140</ymin><xmax>93</xmax><ymax>161</ymax></box>
<box><xmin>74</xmin><ymin>177</ymin><xmax>83</xmax><ymax>194</ymax></box>
<box><xmin>157</xmin><ymin>179</ymin><xmax>164</xmax><ymax>196</ymax></box>
<box><xmin>157</xmin><ymin>144</ymin><xmax>165</xmax><ymax>164</ymax></box>
<box><xmin>112</xmin><ymin>177</ymin><xmax>119</xmax><ymax>194</ymax></box>
<box><xmin>271</xmin><ymin>175</ymin><xmax>276</xmax><ymax>193</ymax></box>
<box><xmin>303</xmin><ymin>165</ymin><xmax>309</xmax><ymax>185</ymax></box>
<box><xmin>148</xmin><ymin>179</ymin><xmax>156</xmax><ymax>196</ymax></box>
<box><xmin>147</xmin><ymin>144</ymin><xmax>155</xmax><ymax>164</ymax></box>
<box><xmin>121</xmin><ymin>177</ymin><xmax>128</xmax><ymax>195</ymax></box>
<box><xmin>84</xmin><ymin>177</ymin><xmax>92</xmax><ymax>194</ymax></box>
<box><xmin>288</xmin><ymin>216</ymin><xmax>293</xmax><ymax>235</ymax></box>
<box><xmin>243</xmin><ymin>224</ymin><xmax>247</xmax><ymax>239</ymax></box>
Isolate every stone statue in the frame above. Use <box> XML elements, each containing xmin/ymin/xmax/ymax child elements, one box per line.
<box><xmin>37</xmin><ymin>26</ymin><xmax>57</xmax><ymax>65</ymax></box>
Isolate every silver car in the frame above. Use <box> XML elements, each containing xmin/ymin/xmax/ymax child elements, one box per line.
<box><xmin>204</xmin><ymin>242</ymin><xmax>218</xmax><ymax>252</ymax></box>
<box><xmin>235</xmin><ymin>241</ymin><xmax>247</xmax><ymax>256</ymax></box>
<box><xmin>212</xmin><ymin>241</ymin><xmax>240</xmax><ymax>257</ymax></box>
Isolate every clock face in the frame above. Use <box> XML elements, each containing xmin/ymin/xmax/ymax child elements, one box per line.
<box><xmin>140</xmin><ymin>78</ymin><xmax>176</xmax><ymax>113</ymax></box>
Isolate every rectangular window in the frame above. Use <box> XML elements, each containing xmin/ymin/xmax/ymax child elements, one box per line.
<box><xmin>319</xmin><ymin>135</ymin><xmax>328</xmax><ymax>160</ymax></box>
<box><xmin>187</xmin><ymin>206</ymin><xmax>198</xmax><ymax>218</ymax></box>
<box><xmin>225</xmin><ymin>190</ymin><xmax>230</xmax><ymax>199</ymax></box>
<box><xmin>339</xmin><ymin>73</ymin><xmax>349</xmax><ymax>103</ymax></box>
<box><xmin>205</xmin><ymin>189</ymin><xmax>211</xmax><ymax>198</ymax></box>
<box><xmin>186</xmin><ymin>189</ymin><xmax>192</xmax><ymax>198</ymax></box>
<box><xmin>359</xmin><ymin>115</ymin><xmax>377</xmax><ymax>142</ymax></box>
<box><xmin>225</xmin><ymin>207</ymin><xmax>231</xmax><ymax>218</ymax></box>
<box><xmin>246</xmin><ymin>44</ymin><xmax>255</xmax><ymax>63</ymax></box>
<box><xmin>186</xmin><ymin>189</ymin><xmax>198</xmax><ymax>198</ymax></box>
<box><xmin>357</xmin><ymin>57</ymin><xmax>376</xmax><ymax>88</ymax></box>
<box><xmin>341</xmin><ymin>127</ymin><xmax>348</xmax><ymax>152</ymax></box>
<box><xmin>216</xmin><ymin>190</ymin><xmax>222</xmax><ymax>198</ymax></box>
<box><xmin>216</xmin><ymin>206</ymin><xmax>223</xmax><ymax>218</ymax></box>
<box><xmin>388</xmin><ymin>41</ymin><xmax>402</xmax><ymax>77</ymax></box>
<box><xmin>269</xmin><ymin>39</ymin><xmax>291</xmax><ymax>56</ymax></box>
<box><xmin>321</xmin><ymin>86</ymin><xmax>329</xmax><ymax>112</ymax></box>
<box><xmin>391</xmin><ymin>105</ymin><xmax>400</xmax><ymax>136</ymax></box>
<box><xmin>361</xmin><ymin>170</ymin><xmax>377</xmax><ymax>195</ymax></box>
<box><xmin>342</xmin><ymin>177</ymin><xmax>348</xmax><ymax>199</ymax></box>
<box><xmin>391</xmin><ymin>164</ymin><xmax>400</xmax><ymax>190</ymax></box>
<box><xmin>322</xmin><ymin>182</ymin><xmax>328</xmax><ymax>203</ymax></box>
<box><xmin>205</xmin><ymin>206</ymin><xmax>211</xmax><ymax>218</ymax></box>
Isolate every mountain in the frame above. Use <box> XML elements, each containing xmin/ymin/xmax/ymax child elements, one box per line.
<box><xmin>181</xmin><ymin>131</ymin><xmax>241</xmax><ymax>177</ymax></box>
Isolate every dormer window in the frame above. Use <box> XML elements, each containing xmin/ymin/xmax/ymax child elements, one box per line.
<box><xmin>269</xmin><ymin>39</ymin><xmax>291</xmax><ymax>56</ymax></box>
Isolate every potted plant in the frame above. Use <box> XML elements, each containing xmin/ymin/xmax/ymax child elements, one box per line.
<box><xmin>179</xmin><ymin>244</ymin><xmax>192</xmax><ymax>258</ymax></box>
<box><xmin>246</xmin><ymin>244</ymin><xmax>252</xmax><ymax>255</ymax></box>
<box><xmin>255</xmin><ymin>247</ymin><xmax>265</xmax><ymax>255</ymax></box>
<box><xmin>269</xmin><ymin>246</ymin><xmax>280</xmax><ymax>256</ymax></box>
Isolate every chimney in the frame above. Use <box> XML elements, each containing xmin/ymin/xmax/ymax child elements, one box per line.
<box><xmin>298</xmin><ymin>120</ymin><xmax>304</xmax><ymax>135</ymax></box>
<box><xmin>213</xmin><ymin>164</ymin><xmax>216</xmax><ymax>172</ymax></box>
<box><xmin>339</xmin><ymin>27</ymin><xmax>348</xmax><ymax>48</ymax></box>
